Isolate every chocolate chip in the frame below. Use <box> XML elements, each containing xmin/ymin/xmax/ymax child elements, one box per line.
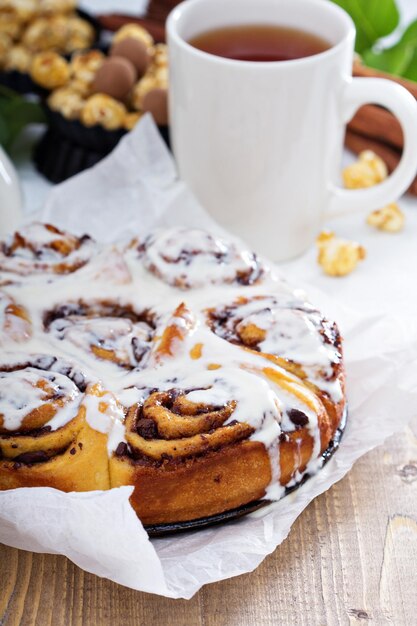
<box><xmin>287</xmin><ymin>408</ymin><xmax>309</xmax><ymax>427</ymax></box>
<box><xmin>136</xmin><ymin>418</ymin><xmax>157</xmax><ymax>439</ymax></box>
<box><xmin>13</xmin><ymin>450</ymin><xmax>49</xmax><ymax>464</ymax></box>
<box><xmin>115</xmin><ymin>442</ymin><xmax>128</xmax><ymax>457</ymax></box>
<box><xmin>78</xmin><ymin>442</ymin><xmax>83</xmax><ymax>450</ymax></box>
<box><xmin>70</xmin><ymin>447</ymin><xmax>76</xmax><ymax>455</ymax></box>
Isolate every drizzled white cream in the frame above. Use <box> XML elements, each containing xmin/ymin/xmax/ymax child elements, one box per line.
<box><xmin>0</xmin><ymin>368</ymin><xmax>81</xmax><ymax>431</ymax></box>
<box><xmin>48</xmin><ymin>316</ymin><xmax>153</xmax><ymax>369</ymax></box>
<box><xmin>0</xmin><ymin>291</ymin><xmax>31</xmax><ymax>344</ymax></box>
<box><xmin>133</xmin><ymin>227</ymin><xmax>265</xmax><ymax>289</ymax></box>
<box><xmin>0</xmin><ymin>222</ymin><xmax>97</xmax><ymax>277</ymax></box>
<box><xmin>0</xmin><ymin>225</ymin><xmax>345</xmax><ymax>500</ymax></box>
<box><xmin>83</xmin><ymin>389</ymin><xmax>126</xmax><ymax>455</ymax></box>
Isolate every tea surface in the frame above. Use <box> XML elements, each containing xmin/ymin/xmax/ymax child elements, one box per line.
<box><xmin>188</xmin><ymin>24</ymin><xmax>330</xmax><ymax>62</ymax></box>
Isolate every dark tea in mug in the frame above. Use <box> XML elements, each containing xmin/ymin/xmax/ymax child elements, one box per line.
<box><xmin>188</xmin><ymin>24</ymin><xmax>330</xmax><ymax>62</ymax></box>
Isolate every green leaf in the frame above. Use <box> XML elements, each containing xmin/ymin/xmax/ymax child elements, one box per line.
<box><xmin>362</xmin><ymin>17</ymin><xmax>417</xmax><ymax>81</ymax></box>
<box><xmin>330</xmin><ymin>0</ymin><xmax>400</xmax><ymax>53</ymax></box>
<box><xmin>0</xmin><ymin>95</ymin><xmax>45</xmax><ymax>151</ymax></box>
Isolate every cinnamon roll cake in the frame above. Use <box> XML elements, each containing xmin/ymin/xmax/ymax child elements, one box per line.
<box><xmin>0</xmin><ymin>223</ymin><xmax>345</xmax><ymax>525</ymax></box>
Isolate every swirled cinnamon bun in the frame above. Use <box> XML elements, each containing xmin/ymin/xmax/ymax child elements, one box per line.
<box><xmin>0</xmin><ymin>222</ymin><xmax>97</xmax><ymax>282</ymax></box>
<box><xmin>0</xmin><ymin>223</ymin><xmax>347</xmax><ymax>527</ymax></box>
<box><xmin>0</xmin><ymin>291</ymin><xmax>31</xmax><ymax>344</ymax></box>
<box><xmin>207</xmin><ymin>295</ymin><xmax>344</xmax><ymax>426</ymax></box>
<box><xmin>0</xmin><ymin>355</ymin><xmax>110</xmax><ymax>490</ymax></box>
<box><xmin>110</xmin><ymin>296</ymin><xmax>342</xmax><ymax>524</ymax></box>
<box><xmin>128</xmin><ymin>228</ymin><xmax>265</xmax><ymax>289</ymax></box>
<box><xmin>44</xmin><ymin>301</ymin><xmax>155</xmax><ymax>370</ymax></box>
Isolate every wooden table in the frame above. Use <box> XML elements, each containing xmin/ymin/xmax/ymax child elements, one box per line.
<box><xmin>1</xmin><ymin>414</ymin><xmax>416</xmax><ymax>626</ymax></box>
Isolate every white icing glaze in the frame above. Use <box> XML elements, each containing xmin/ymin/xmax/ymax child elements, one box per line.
<box><xmin>0</xmin><ymin>222</ymin><xmax>97</xmax><ymax>278</ymax></box>
<box><xmin>129</xmin><ymin>227</ymin><xmax>266</xmax><ymax>289</ymax></box>
<box><xmin>83</xmin><ymin>389</ymin><xmax>126</xmax><ymax>455</ymax></box>
<box><xmin>0</xmin><ymin>291</ymin><xmax>31</xmax><ymax>344</ymax></box>
<box><xmin>0</xmin><ymin>368</ymin><xmax>81</xmax><ymax>431</ymax></box>
<box><xmin>0</xmin><ymin>225</ymin><xmax>345</xmax><ymax>501</ymax></box>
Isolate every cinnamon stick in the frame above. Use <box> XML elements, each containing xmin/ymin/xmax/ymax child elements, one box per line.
<box><xmin>348</xmin><ymin>105</ymin><xmax>403</xmax><ymax>150</ymax></box>
<box><xmin>345</xmin><ymin>130</ymin><xmax>417</xmax><ymax>196</ymax></box>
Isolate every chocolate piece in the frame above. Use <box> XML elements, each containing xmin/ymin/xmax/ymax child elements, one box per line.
<box><xmin>92</xmin><ymin>57</ymin><xmax>136</xmax><ymax>101</ymax></box>
<box><xmin>110</xmin><ymin>37</ymin><xmax>150</xmax><ymax>78</ymax></box>
<box><xmin>115</xmin><ymin>442</ymin><xmax>128</xmax><ymax>457</ymax></box>
<box><xmin>287</xmin><ymin>408</ymin><xmax>309</xmax><ymax>428</ymax></box>
<box><xmin>13</xmin><ymin>450</ymin><xmax>50</xmax><ymax>465</ymax></box>
<box><xmin>136</xmin><ymin>417</ymin><xmax>158</xmax><ymax>440</ymax></box>
<box><xmin>142</xmin><ymin>87</ymin><xmax>168</xmax><ymax>126</ymax></box>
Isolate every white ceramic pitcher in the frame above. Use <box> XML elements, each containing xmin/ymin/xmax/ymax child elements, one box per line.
<box><xmin>0</xmin><ymin>144</ymin><xmax>22</xmax><ymax>236</ymax></box>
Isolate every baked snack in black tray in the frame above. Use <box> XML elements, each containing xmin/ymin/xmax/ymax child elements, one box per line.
<box><xmin>34</xmin><ymin>115</ymin><xmax>170</xmax><ymax>184</ymax></box>
<box><xmin>33</xmin><ymin>24</ymin><xmax>169</xmax><ymax>182</ymax></box>
<box><xmin>0</xmin><ymin>5</ymin><xmax>100</xmax><ymax>96</ymax></box>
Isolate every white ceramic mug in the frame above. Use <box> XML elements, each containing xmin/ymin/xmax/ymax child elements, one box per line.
<box><xmin>167</xmin><ymin>0</ymin><xmax>417</xmax><ymax>261</ymax></box>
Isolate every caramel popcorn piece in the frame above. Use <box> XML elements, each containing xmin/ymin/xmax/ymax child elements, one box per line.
<box><xmin>30</xmin><ymin>50</ymin><xmax>69</xmax><ymax>88</ymax></box>
<box><xmin>113</xmin><ymin>23</ymin><xmax>153</xmax><ymax>49</ymax></box>
<box><xmin>4</xmin><ymin>44</ymin><xmax>31</xmax><ymax>71</ymax></box>
<box><xmin>123</xmin><ymin>111</ymin><xmax>142</xmax><ymax>131</ymax></box>
<box><xmin>0</xmin><ymin>8</ymin><xmax>22</xmax><ymax>39</ymax></box>
<box><xmin>152</xmin><ymin>43</ymin><xmax>168</xmax><ymax>68</ymax></box>
<box><xmin>343</xmin><ymin>150</ymin><xmax>388</xmax><ymax>189</ymax></box>
<box><xmin>81</xmin><ymin>93</ymin><xmax>126</xmax><ymax>130</ymax></box>
<box><xmin>366</xmin><ymin>202</ymin><xmax>404</xmax><ymax>233</ymax></box>
<box><xmin>48</xmin><ymin>87</ymin><xmax>85</xmax><ymax>119</ymax></box>
<box><xmin>70</xmin><ymin>49</ymin><xmax>104</xmax><ymax>84</ymax></box>
<box><xmin>0</xmin><ymin>31</ymin><xmax>11</xmax><ymax>67</ymax></box>
<box><xmin>316</xmin><ymin>231</ymin><xmax>366</xmax><ymax>277</ymax></box>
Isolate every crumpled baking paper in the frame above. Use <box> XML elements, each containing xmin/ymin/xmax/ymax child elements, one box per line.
<box><xmin>1</xmin><ymin>116</ymin><xmax>416</xmax><ymax>599</ymax></box>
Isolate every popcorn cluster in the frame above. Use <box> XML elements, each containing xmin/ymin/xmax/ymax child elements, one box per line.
<box><xmin>41</xmin><ymin>24</ymin><xmax>168</xmax><ymax>130</ymax></box>
<box><xmin>0</xmin><ymin>0</ymin><xmax>94</xmax><ymax>72</ymax></box>
<box><xmin>342</xmin><ymin>150</ymin><xmax>388</xmax><ymax>189</ymax></box>
<box><xmin>316</xmin><ymin>231</ymin><xmax>366</xmax><ymax>277</ymax></box>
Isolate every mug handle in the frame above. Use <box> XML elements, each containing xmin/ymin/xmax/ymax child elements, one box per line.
<box><xmin>327</xmin><ymin>77</ymin><xmax>417</xmax><ymax>217</ymax></box>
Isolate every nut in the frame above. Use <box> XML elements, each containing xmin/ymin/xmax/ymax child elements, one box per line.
<box><xmin>316</xmin><ymin>231</ymin><xmax>366</xmax><ymax>277</ymax></box>
<box><xmin>343</xmin><ymin>150</ymin><xmax>388</xmax><ymax>189</ymax></box>
<box><xmin>366</xmin><ymin>202</ymin><xmax>404</xmax><ymax>233</ymax></box>
<box><xmin>131</xmin><ymin>72</ymin><xmax>167</xmax><ymax>110</ymax></box>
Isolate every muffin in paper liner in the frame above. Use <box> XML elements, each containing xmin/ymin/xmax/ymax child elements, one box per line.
<box><xmin>34</xmin><ymin>107</ymin><xmax>170</xmax><ymax>183</ymax></box>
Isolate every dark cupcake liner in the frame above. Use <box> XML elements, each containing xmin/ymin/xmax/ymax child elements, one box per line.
<box><xmin>0</xmin><ymin>69</ymin><xmax>48</xmax><ymax>96</ymax></box>
<box><xmin>45</xmin><ymin>106</ymin><xmax>127</xmax><ymax>152</ymax></box>
<box><xmin>34</xmin><ymin>111</ymin><xmax>170</xmax><ymax>183</ymax></box>
<box><xmin>0</xmin><ymin>9</ymin><xmax>101</xmax><ymax>96</ymax></box>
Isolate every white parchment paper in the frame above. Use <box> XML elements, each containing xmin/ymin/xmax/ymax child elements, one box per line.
<box><xmin>1</xmin><ymin>117</ymin><xmax>416</xmax><ymax>599</ymax></box>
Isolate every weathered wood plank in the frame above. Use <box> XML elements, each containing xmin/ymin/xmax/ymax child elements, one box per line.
<box><xmin>1</xmin><ymin>416</ymin><xmax>416</xmax><ymax>626</ymax></box>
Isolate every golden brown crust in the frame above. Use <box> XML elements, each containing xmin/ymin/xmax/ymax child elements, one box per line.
<box><xmin>110</xmin><ymin>441</ymin><xmax>271</xmax><ymax>524</ymax></box>
<box><xmin>0</xmin><ymin>422</ymin><xmax>109</xmax><ymax>491</ymax></box>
